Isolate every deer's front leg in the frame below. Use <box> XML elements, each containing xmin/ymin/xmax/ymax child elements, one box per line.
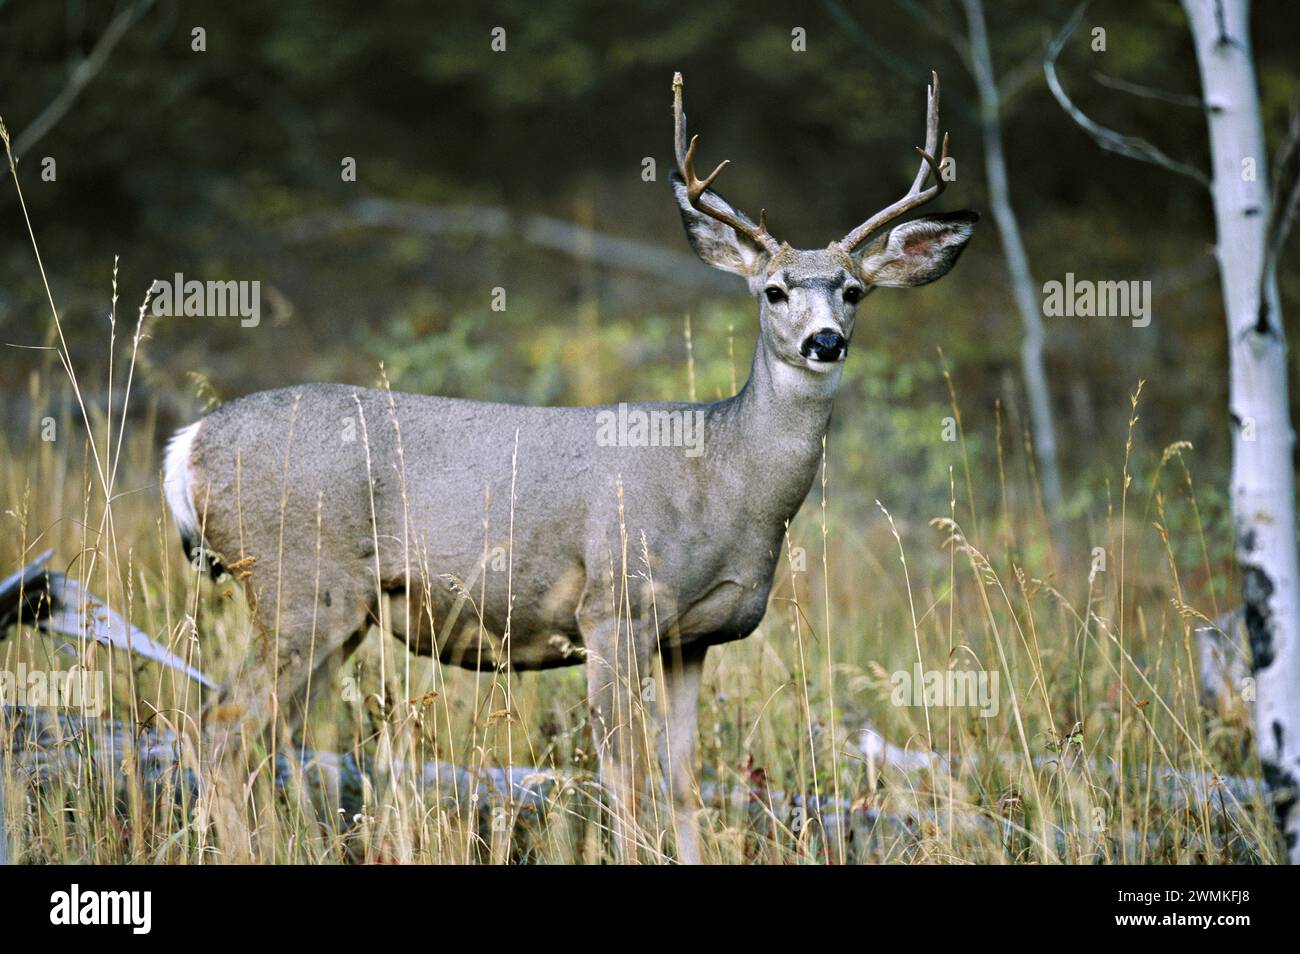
<box><xmin>582</xmin><ymin>615</ymin><xmax>654</xmax><ymax>863</ymax></box>
<box><xmin>657</xmin><ymin>643</ymin><xmax>706</xmax><ymax>864</ymax></box>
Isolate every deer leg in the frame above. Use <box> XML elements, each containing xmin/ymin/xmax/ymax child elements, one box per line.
<box><xmin>203</xmin><ymin>567</ymin><xmax>373</xmax><ymax>761</ymax></box>
<box><xmin>581</xmin><ymin>615</ymin><xmax>655</xmax><ymax>863</ymax></box>
<box><xmin>280</xmin><ymin>626</ymin><xmax>368</xmax><ymax>741</ymax></box>
<box><xmin>266</xmin><ymin>627</ymin><xmax>368</xmax><ymax>833</ymax></box>
<box><xmin>657</xmin><ymin>643</ymin><xmax>706</xmax><ymax>864</ymax></box>
<box><xmin>204</xmin><ymin>618</ymin><xmax>340</xmax><ymax>758</ymax></box>
<box><xmin>205</xmin><ymin>556</ymin><xmax>374</xmax><ymax>738</ymax></box>
<box><xmin>199</xmin><ymin>570</ymin><xmax>371</xmax><ymax>860</ymax></box>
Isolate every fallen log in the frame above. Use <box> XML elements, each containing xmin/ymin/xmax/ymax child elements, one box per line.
<box><xmin>1</xmin><ymin>705</ymin><xmax>1265</xmax><ymax>863</ymax></box>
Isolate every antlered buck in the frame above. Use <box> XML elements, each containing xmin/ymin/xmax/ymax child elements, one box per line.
<box><xmin>165</xmin><ymin>73</ymin><xmax>976</xmax><ymax>863</ymax></box>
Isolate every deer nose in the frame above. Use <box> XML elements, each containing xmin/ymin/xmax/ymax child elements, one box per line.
<box><xmin>801</xmin><ymin>329</ymin><xmax>847</xmax><ymax>362</ymax></box>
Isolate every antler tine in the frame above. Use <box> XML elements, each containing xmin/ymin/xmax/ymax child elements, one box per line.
<box><xmin>838</xmin><ymin>71</ymin><xmax>950</xmax><ymax>252</ymax></box>
<box><xmin>672</xmin><ymin>72</ymin><xmax>689</xmax><ymax>169</ymax></box>
<box><xmin>672</xmin><ymin>72</ymin><xmax>780</xmax><ymax>255</ymax></box>
<box><xmin>908</xmin><ymin>71</ymin><xmax>942</xmax><ymax>194</ymax></box>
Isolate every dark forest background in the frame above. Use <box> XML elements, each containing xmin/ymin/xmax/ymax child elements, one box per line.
<box><xmin>2</xmin><ymin>0</ymin><xmax>1298</xmax><ymax>536</ymax></box>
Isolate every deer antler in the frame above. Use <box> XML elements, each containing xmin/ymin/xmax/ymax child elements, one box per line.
<box><xmin>673</xmin><ymin>72</ymin><xmax>781</xmax><ymax>256</ymax></box>
<box><xmin>837</xmin><ymin>71</ymin><xmax>950</xmax><ymax>252</ymax></box>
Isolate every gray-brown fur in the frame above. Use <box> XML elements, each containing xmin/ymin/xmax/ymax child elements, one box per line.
<box><xmin>188</xmin><ymin>377</ymin><xmax>824</xmax><ymax>673</ymax></box>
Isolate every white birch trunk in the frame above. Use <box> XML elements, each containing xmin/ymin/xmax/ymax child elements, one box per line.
<box><xmin>1183</xmin><ymin>0</ymin><xmax>1300</xmax><ymax>862</ymax></box>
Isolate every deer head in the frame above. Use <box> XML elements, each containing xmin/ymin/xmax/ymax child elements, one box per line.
<box><xmin>670</xmin><ymin>72</ymin><xmax>977</xmax><ymax>386</ymax></box>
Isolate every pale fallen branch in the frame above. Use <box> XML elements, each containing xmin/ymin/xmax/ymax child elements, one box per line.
<box><xmin>0</xmin><ymin>550</ymin><xmax>215</xmax><ymax>688</ymax></box>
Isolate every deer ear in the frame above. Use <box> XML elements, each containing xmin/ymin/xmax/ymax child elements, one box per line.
<box><xmin>671</xmin><ymin>173</ymin><xmax>771</xmax><ymax>278</ymax></box>
<box><xmin>856</xmin><ymin>210</ymin><xmax>978</xmax><ymax>287</ymax></box>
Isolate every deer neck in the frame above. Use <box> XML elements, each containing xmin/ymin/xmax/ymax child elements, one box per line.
<box><xmin>719</xmin><ymin>338</ymin><xmax>839</xmax><ymax>524</ymax></box>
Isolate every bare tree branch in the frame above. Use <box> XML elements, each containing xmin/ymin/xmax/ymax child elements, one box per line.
<box><xmin>1044</xmin><ymin>3</ymin><xmax>1210</xmax><ymax>190</ymax></box>
<box><xmin>821</xmin><ymin>0</ymin><xmax>977</xmax><ymax>123</ymax></box>
<box><xmin>1090</xmin><ymin>71</ymin><xmax>1205</xmax><ymax>109</ymax></box>
<box><xmin>997</xmin><ymin>48</ymin><xmax>1046</xmax><ymax>106</ymax></box>
<box><xmin>286</xmin><ymin>197</ymin><xmax>733</xmax><ymax>290</ymax></box>
<box><xmin>821</xmin><ymin>0</ymin><xmax>940</xmax><ymax>81</ymax></box>
<box><xmin>1264</xmin><ymin>106</ymin><xmax>1300</xmax><ymax>282</ymax></box>
<box><xmin>896</xmin><ymin>0</ymin><xmax>1046</xmax><ymax>119</ymax></box>
<box><xmin>892</xmin><ymin>0</ymin><xmax>973</xmax><ymax>67</ymax></box>
<box><xmin>960</xmin><ymin>0</ymin><xmax>1065</xmax><ymax>526</ymax></box>
<box><xmin>11</xmin><ymin>0</ymin><xmax>155</xmax><ymax>159</ymax></box>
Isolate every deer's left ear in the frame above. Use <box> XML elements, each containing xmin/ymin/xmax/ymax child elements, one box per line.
<box><xmin>856</xmin><ymin>210</ymin><xmax>978</xmax><ymax>287</ymax></box>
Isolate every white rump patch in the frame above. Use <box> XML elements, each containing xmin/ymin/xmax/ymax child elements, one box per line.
<box><xmin>163</xmin><ymin>421</ymin><xmax>202</xmax><ymax>537</ymax></box>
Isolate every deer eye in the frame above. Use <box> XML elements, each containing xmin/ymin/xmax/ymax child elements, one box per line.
<box><xmin>843</xmin><ymin>286</ymin><xmax>864</xmax><ymax>304</ymax></box>
<box><xmin>764</xmin><ymin>286</ymin><xmax>787</xmax><ymax>304</ymax></box>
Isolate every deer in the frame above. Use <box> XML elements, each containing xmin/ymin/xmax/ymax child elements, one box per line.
<box><xmin>163</xmin><ymin>72</ymin><xmax>976</xmax><ymax>863</ymax></box>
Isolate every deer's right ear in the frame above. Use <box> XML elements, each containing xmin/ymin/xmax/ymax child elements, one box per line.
<box><xmin>672</xmin><ymin>174</ymin><xmax>771</xmax><ymax>279</ymax></box>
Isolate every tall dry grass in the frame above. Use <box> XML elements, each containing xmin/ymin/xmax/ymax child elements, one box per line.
<box><xmin>0</xmin><ymin>347</ymin><xmax>1271</xmax><ymax>863</ymax></box>
<box><xmin>0</xmin><ymin>117</ymin><xmax>1273</xmax><ymax>865</ymax></box>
